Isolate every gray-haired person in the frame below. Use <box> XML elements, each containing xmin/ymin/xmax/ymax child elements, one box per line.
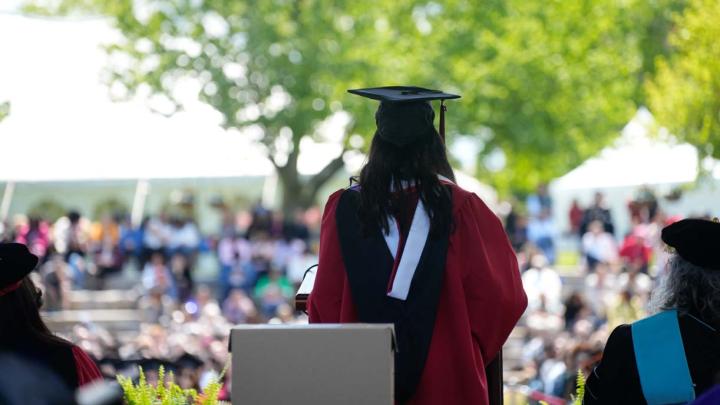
<box><xmin>585</xmin><ymin>218</ymin><xmax>720</xmax><ymax>404</ymax></box>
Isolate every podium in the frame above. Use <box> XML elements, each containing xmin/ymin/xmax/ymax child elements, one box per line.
<box><xmin>230</xmin><ymin>324</ymin><xmax>395</xmax><ymax>405</ymax></box>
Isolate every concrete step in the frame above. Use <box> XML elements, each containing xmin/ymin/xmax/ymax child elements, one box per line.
<box><xmin>43</xmin><ymin>309</ymin><xmax>142</xmax><ymax>334</ymax></box>
<box><xmin>68</xmin><ymin>289</ymin><xmax>139</xmax><ymax>310</ymax></box>
<box><xmin>113</xmin><ymin>330</ymin><xmax>143</xmax><ymax>344</ymax></box>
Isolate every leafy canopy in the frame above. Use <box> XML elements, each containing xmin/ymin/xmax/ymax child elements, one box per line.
<box><xmin>0</xmin><ymin>102</ymin><xmax>9</xmax><ymax>123</ymax></box>
<box><xmin>647</xmin><ymin>0</ymin><xmax>720</xmax><ymax>162</ymax></box>
<box><xmin>23</xmin><ymin>0</ymin><xmax>678</xmax><ymax>197</ymax></box>
<box><xmin>430</xmin><ymin>0</ymin><xmax>678</xmax><ymax>192</ymax></box>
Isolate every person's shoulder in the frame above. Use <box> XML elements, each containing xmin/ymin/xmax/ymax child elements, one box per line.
<box><xmin>326</xmin><ymin>188</ymin><xmax>346</xmax><ymax>203</ymax></box>
<box><xmin>605</xmin><ymin>323</ymin><xmax>634</xmax><ymax>354</ymax></box>
<box><xmin>608</xmin><ymin>323</ymin><xmax>633</xmax><ymax>340</ymax></box>
<box><xmin>321</xmin><ymin>187</ymin><xmax>357</xmax><ymax>218</ymax></box>
<box><xmin>329</xmin><ymin>184</ymin><xmax>361</xmax><ymax>200</ymax></box>
<box><xmin>446</xmin><ymin>182</ymin><xmax>496</xmax><ymax>219</ymax></box>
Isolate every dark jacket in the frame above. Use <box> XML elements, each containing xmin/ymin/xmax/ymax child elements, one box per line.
<box><xmin>9</xmin><ymin>338</ymin><xmax>78</xmax><ymax>389</ymax></box>
<box><xmin>585</xmin><ymin>314</ymin><xmax>720</xmax><ymax>404</ymax></box>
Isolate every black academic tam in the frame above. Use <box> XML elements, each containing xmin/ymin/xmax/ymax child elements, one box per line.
<box><xmin>662</xmin><ymin>218</ymin><xmax>720</xmax><ymax>270</ymax></box>
<box><xmin>0</xmin><ymin>243</ymin><xmax>38</xmax><ymax>290</ymax></box>
<box><xmin>348</xmin><ymin>86</ymin><xmax>460</xmax><ymax>145</ymax></box>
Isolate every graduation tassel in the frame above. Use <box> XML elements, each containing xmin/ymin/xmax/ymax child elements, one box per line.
<box><xmin>439</xmin><ymin>100</ymin><xmax>447</xmax><ymax>143</ymax></box>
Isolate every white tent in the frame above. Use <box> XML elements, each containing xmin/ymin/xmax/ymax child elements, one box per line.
<box><xmin>552</xmin><ymin>109</ymin><xmax>699</xmax><ymax>191</ymax></box>
<box><xmin>550</xmin><ymin>108</ymin><xmax>720</xmax><ymax>237</ymax></box>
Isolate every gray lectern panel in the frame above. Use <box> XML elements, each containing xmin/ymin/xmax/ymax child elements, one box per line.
<box><xmin>231</xmin><ymin>324</ymin><xmax>395</xmax><ymax>405</ymax></box>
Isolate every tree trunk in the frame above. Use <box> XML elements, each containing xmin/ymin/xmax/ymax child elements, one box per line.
<box><xmin>276</xmin><ymin>150</ymin><xmax>346</xmax><ymax>216</ymax></box>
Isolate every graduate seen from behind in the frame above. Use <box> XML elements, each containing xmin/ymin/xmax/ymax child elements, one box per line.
<box><xmin>307</xmin><ymin>86</ymin><xmax>528</xmax><ymax>405</ymax></box>
<box><xmin>585</xmin><ymin>218</ymin><xmax>720</xmax><ymax>404</ymax></box>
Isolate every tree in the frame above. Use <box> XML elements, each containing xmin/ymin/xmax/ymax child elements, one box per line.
<box><xmin>426</xmin><ymin>0</ymin><xmax>682</xmax><ymax>192</ymax></box>
<box><xmin>25</xmin><ymin>0</ymin><xmax>420</xmax><ymax>212</ymax></box>
<box><xmin>0</xmin><ymin>101</ymin><xmax>8</xmax><ymax>123</ymax></box>
<box><xmin>646</xmin><ymin>0</ymin><xmax>720</xmax><ymax>162</ymax></box>
<box><xmin>25</xmin><ymin>0</ymin><xmax>680</xmax><ymax>199</ymax></box>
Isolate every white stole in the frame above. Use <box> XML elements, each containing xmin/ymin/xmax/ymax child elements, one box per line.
<box><xmin>383</xmin><ymin>175</ymin><xmax>452</xmax><ymax>301</ymax></box>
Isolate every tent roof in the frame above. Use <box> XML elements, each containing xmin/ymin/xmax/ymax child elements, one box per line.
<box><xmin>551</xmin><ymin>109</ymin><xmax>701</xmax><ymax>191</ymax></box>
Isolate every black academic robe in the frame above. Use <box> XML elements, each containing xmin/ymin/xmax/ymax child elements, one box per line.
<box><xmin>12</xmin><ymin>339</ymin><xmax>79</xmax><ymax>388</ymax></box>
<box><xmin>584</xmin><ymin>314</ymin><xmax>720</xmax><ymax>404</ymax></box>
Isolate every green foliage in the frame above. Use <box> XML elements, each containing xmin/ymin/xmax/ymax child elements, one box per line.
<box><xmin>646</xmin><ymin>0</ymin><xmax>720</xmax><ymax>161</ymax></box>
<box><xmin>28</xmin><ymin>199</ymin><xmax>66</xmax><ymax>222</ymax></box>
<box><xmin>92</xmin><ymin>198</ymin><xmax>129</xmax><ymax>220</ymax></box>
<box><xmin>0</xmin><ymin>101</ymin><xmax>9</xmax><ymax>123</ymax></box>
<box><xmin>535</xmin><ymin>369</ymin><xmax>585</xmax><ymax>405</ymax></box>
<box><xmin>23</xmin><ymin>0</ymin><xmax>681</xmax><ymax>196</ymax></box>
<box><xmin>117</xmin><ymin>366</ymin><xmax>227</xmax><ymax>405</ymax></box>
<box><xmin>573</xmin><ymin>369</ymin><xmax>586</xmax><ymax>405</ymax></box>
<box><xmin>431</xmin><ymin>0</ymin><xmax>681</xmax><ymax>192</ymax></box>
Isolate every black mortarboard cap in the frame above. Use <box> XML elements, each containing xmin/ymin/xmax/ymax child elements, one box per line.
<box><xmin>135</xmin><ymin>358</ymin><xmax>177</xmax><ymax>374</ymax></box>
<box><xmin>662</xmin><ymin>218</ymin><xmax>720</xmax><ymax>270</ymax></box>
<box><xmin>175</xmin><ymin>353</ymin><xmax>204</xmax><ymax>370</ymax></box>
<box><xmin>348</xmin><ymin>86</ymin><xmax>460</xmax><ymax>146</ymax></box>
<box><xmin>0</xmin><ymin>243</ymin><xmax>39</xmax><ymax>290</ymax></box>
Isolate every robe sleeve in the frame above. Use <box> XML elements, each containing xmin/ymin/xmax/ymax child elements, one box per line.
<box><xmin>72</xmin><ymin>346</ymin><xmax>103</xmax><ymax>386</ymax></box>
<box><xmin>308</xmin><ymin>190</ymin><xmax>346</xmax><ymax>323</ymax></box>
<box><xmin>456</xmin><ymin>194</ymin><xmax>528</xmax><ymax>362</ymax></box>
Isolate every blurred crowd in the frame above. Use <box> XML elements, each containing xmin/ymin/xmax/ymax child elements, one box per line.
<box><xmin>505</xmin><ymin>185</ymin><xmax>716</xmax><ymax>402</ymax></box>
<box><xmin>0</xmin><ymin>201</ymin><xmax>320</xmax><ymax>400</ymax></box>
<box><xmin>3</xmin><ymin>185</ymin><xmax>717</xmax><ymax>402</ymax></box>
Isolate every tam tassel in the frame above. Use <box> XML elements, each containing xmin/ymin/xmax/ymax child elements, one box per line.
<box><xmin>439</xmin><ymin>100</ymin><xmax>447</xmax><ymax>143</ymax></box>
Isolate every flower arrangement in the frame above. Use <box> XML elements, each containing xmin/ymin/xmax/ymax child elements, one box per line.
<box><xmin>117</xmin><ymin>366</ymin><xmax>228</xmax><ymax>405</ymax></box>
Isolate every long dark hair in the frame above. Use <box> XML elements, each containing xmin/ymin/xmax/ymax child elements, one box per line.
<box><xmin>0</xmin><ymin>277</ymin><xmax>71</xmax><ymax>348</ymax></box>
<box><xmin>357</xmin><ymin>128</ymin><xmax>455</xmax><ymax>238</ymax></box>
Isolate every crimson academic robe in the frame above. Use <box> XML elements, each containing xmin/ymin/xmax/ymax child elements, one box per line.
<box><xmin>308</xmin><ymin>181</ymin><xmax>527</xmax><ymax>405</ymax></box>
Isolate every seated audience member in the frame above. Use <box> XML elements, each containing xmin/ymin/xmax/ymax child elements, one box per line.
<box><xmin>526</xmin><ymin>294</ymin><xmax>564</xmax><ymax>332</ymax></box>
<box><xmin>0</xmin><ymin>243</ymin><xmax>102</xmax><ymax>390</ymax></box>
<box><xmin>175</xmin><ymin>353</ymin><xmax>204</xmax><ymax>391</ymax></box>
<box><xmin>585</xmin><ymin>218</ymin><xmax>720</xmax><ymax>404</ymax></box>
<box><xmin>579</xmin><ymin>192</ymin><xmax>614</xmax><ymax>236</ymax></box>
<box><xmin>40</xmin><ymin>254</ymin><xmax>71</xmax><ymax>311</ymax></box>
<box><xmin>563</xmin><ymin>292</ymin><xmax>589</xmax><ymax>331</ymax></box>
<box><xmin>527</xmin><ymin>208</ymin><xmax>557</xmax><ymax>264</ymax></box>
<box><xmin>170</xmin><ymin>252</ymin><xmax>192</xmax><ymax>302</ymax></box>
<box><xmin>582</xmin><ymin>220</ymin><xmax>618</xmax><ymax>272</ymax></box>
<box><xmin>584</xmin><ymin>262</ymin><xmax>618</xmax><ymax>316</ymax></box>
<box><xmin>254</xmin><ymin>268</ymin><xmax>293</xmax><ymax>317</ymax></box>
<box><xmin>91</xmin><ymin>215</ymin><xmax>123</xmax><ymax>284</ymax></box>
<box><xmin>138</xmin><ymin>287</ymin><xmax>175</xmax><ymax>324</ymax></box>
<box><xmin>619</xmin><ymin>226</ymin><xmax>652</xmax><ymax>274</ymax></box>
<box><xmin>222</xmin><ymin>289</ymin><xmax>257</xmax><ymax>325</ymax></box>
<box><xmin>606</xmin><ymin>288</ymin><xmax>645</xmax><ymax>330</ymax></box>
<box><xmin>142</xmin><ymin>252</ymin><xmax>177</xmax><ymax>300</ymax></box>
<box><xmin>522</xmin><ymin>254</ymin><xmax>563</xmax><ymax>315</ymax></box>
